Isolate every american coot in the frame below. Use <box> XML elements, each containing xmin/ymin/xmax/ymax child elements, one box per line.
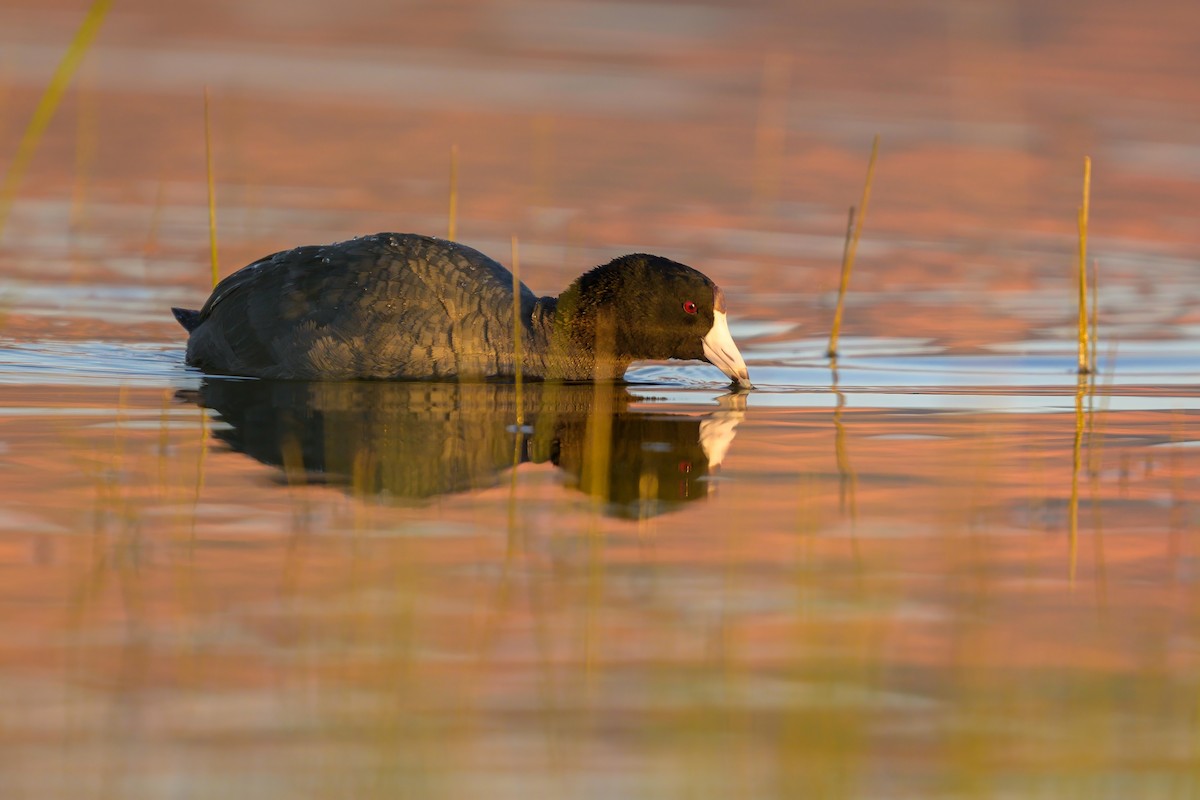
<box><xmin>172</xmin><ymin>233</ymin><xmax>752</xmax><ymax>387</ymax></box>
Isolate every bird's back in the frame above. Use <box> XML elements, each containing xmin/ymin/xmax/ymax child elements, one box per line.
<box><xmin>183</xmin><ymin>233</ymin><xmax>536</xmax><ymax>379</ymax></box>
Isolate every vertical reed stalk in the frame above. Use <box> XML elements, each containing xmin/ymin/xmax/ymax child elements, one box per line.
<box><xmin>511</xmin><ymin>235</ymin><xmax>524</xmax><ymax>426</ymax></box>
<box><xmin>0</xmin><ymin>0</ymin><xmax>111</xmax><ymax>239</ymax></box>
<box><xmin>834</xmin><ymin>206</ymin><xmax>855</xmax><ymax>330</ymax></box>
<box><xmin>1069</xmin><ymin>372</ymin><xmax>1086</xmax><ymax>584</ymax></box>
<box><xmin>583</xmin><ymin>325</ymin><xmax>614</xmax><ymax>696</ymax></box>
<box><xmin>1076</xmin><ymin>156</ymin><xmax>1091</xmax><ymax>374</ymax></box>
<box><xmin>584</xmin><ymin>318</ymin><xmax>615</xmax><ymax>501</ymax></box>
<box><xmin>831</xmin><ymin>364</ymin><xmax>858</xmax><ymax>522</ymax></box>
<box><xmin>204</xmin><ymin>87</ymin><xmax>219</xmax><ymax>287</ymax></box>
<box><xmin>828</xmin><ymin>134</ymin><xmax>880</xmax><ymax>358</ymax></box>
<box><xmin>830</xmin><ymin>362</ymin><xmax>863</xmax><ymax>578</ymax></box>
<box><xmin>448</xmin><ymin>144</ymin><xmax>459</xmax><ymax>241</ymax></box>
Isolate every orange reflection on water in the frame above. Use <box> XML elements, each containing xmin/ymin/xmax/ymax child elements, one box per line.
<box><xmin>0</xmin><ymin>379</ymin><xmax>1197</xmax><ymax>794</ymax></box>
<box><xmin>2</xmin><ymin>0</ymin><xmax>1200</xmax><ymax>793</ymax></box>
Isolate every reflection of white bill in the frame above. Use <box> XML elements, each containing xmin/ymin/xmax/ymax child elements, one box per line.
<box><xmin>699</xmin><ymin>394</ymin><xmax>747</xmax><ymax>468</ymax></box>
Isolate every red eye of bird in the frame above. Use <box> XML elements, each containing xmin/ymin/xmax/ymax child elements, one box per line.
<box><xmin>683</xmin><ymin>300</ymin><xmax>697</xmax><ymax>314</ymax></box>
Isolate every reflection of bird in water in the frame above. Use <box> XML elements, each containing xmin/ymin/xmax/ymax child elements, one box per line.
<box><xmin>544</xmin><ymin>392</ymin><xmax>746</xmax><ymax>518</ymax></box>
<box><xmin>180</xmin><ymin>379</ymin><xmax>745</xmax><ymax>519</ymax></box>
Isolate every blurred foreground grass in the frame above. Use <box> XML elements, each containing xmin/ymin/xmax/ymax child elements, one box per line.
<box><xmin>0</xmin><ymin>382</ymin><xmax>1197</xmax><ymax>798</ymax></box>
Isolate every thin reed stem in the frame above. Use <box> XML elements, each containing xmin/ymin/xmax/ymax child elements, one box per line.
<box><xmin>1076</xmin><ymin>156</ymin><xmax>1091</xmax><ymax>374</ymax></box>
<box><xmin>828</xmin><ymin>134</ymin><xmax>880</xmax><ymax>358</ymax></box>
<box><xmin>204</xmin><ymin>87</ymin><xmax>219</xmax><ymax>288</ymax></box>
<box><xmin>831</xmin><ymin>361</ymin><xmax>858</xmax><ymax>522</ymax></box>
<box><xmin>0</xmin><ymin>0</ymin><xmax>112</xmax><ymax>239</ymax></box>
<box><xmin>1069</xmin><ymin>373</ymin><xmax>1087</xmax><ymax>584</ymax></box>
<box><xmin>511</xmin><ymin>234</ymin><xmax>524</xmax><ymax>426</ymax></box>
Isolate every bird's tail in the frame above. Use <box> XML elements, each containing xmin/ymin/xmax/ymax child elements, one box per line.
<box><xmin>171</xmin><ymin>307</ymin><xmax>202</xmax><ymax>332</ymax></box>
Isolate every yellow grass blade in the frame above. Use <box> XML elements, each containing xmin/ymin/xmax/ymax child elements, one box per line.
<box><xmin>831</xmin><ymin>363</ymin><xmax>858</xmax><ymax>522</ymax></box>
<box><xmin>827</xmin><ymin>134</ymin><xmax>880</xmax><ymax>358</ymax></box>
<box><xmin>0</xmin><ymin>0</ymin><xmax>112</xmax><ymax>239</ymax></box>
<box><xmin>204</xmin><ymin>87</ymin><xmax>220</xmax><ymax>287</ymax></box>
<box><xmin>1069</xmin><ymin>373</ymin><xmax>1087</xmax><ymax>584</ymax></box>
<box><xmin>1077</xmin><ymin>156</ymin><xmax>1091</xmax><ymax>374</ymax></box>
<box><xmin>511</xmin><ymin>234</ymin><xmax>524</xmax><ymax>426</ymax></box>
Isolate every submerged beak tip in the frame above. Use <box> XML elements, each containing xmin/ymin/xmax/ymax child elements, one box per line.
<box><xmin>702</xmin><ymin>305</ymin><xmax>752</xmax><ymax>389</ymax></box>
<box><xmin>730</xmin><ymin>370</ymin><xmax>753</xmax><ymax>390</ymax></box>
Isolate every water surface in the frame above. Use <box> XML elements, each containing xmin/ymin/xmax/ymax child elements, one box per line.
<box><xmin>2</xmin><ymin>318</ymin><xmax>1198</xmax><ymax>797</ymax></box>
<box><xmin>3</xmin><ymin>0</ymin><xmax>1200</xmax><ymax>795</ymax></box>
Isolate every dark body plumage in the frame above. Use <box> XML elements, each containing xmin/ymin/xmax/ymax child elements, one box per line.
<box><xmin>175</xmin><ymin>233</ymin><xmax>748</xmax><ymax>384</ymax></box>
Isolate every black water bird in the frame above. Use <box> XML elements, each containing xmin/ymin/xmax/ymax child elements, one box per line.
<box><xmin>172</xmin><ymin>233</ymin><xmax>752</xmax><ymax>386</ymax></box>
